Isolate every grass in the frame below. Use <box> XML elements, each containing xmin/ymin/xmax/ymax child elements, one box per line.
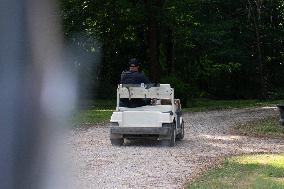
<box><xmin>71</xmin><ymin>99</ymin><xmax>116</xmax><ymax>126</ymax></box>
<box><xmin>186</xmin><ymin>107</ymin><xmax>284</xmax><ymax>189</ymax></box>
<box><xmin>71</xmin><ymin>109</ymin><xmax>113</xmax><ymax>126</ymax></box>
<box><xmin>77</xmin><ymin>99</ymin><xmax>116</xmax><ymax>110</ymax></box>
<box><xmin>235</xmin><ymin>116</ymin><xmax>284</xmax><ymax>138</ymax></box>
<box><xmin>71</xmin><ymin>98</ymin><xmax>284</xmax><ymax>126</ymax></box>
<box><xmin>186</xmin><ymin>154</ymin><xmax>284</xmax><ymax>189</ymax></box>
<box><xmin>184</xmin><ymin>99</ymin><xmax>284</xmax><ymax>112</ymax></box>
<box><xmin>78</xmin><ymin>98</ymin><xmax>284</xmax><ymax>111</ymax></box>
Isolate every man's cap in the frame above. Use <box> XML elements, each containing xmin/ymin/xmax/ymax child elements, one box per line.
<box><xmin>129</xmin><ymin>58</ymin><xmax>140</xmax><ymax>66</ymax></box>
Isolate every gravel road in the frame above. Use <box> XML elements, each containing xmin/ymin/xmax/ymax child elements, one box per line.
<box><xmin>71</xmin><ymin>107</ymin><xmax>284</xmax><ymax>189</ymax></box>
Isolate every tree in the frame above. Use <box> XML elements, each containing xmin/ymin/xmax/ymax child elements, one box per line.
<box><xmin>59</xmin><ymin>0</ymin><xmax>284</xmax><ymax>100</ymax></box>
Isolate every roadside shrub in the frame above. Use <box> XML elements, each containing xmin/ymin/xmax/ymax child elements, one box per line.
<box><xmin>161</xmin><ymin>75</ymin><xmax>191</xmax><ymax>107</ymax></box>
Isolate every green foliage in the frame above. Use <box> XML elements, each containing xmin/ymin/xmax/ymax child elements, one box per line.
<box><xmin>187</xmin><ymin>154</ymin><xmax>284</xmax><ymax>189</ymax></box>
<box><xmin>160</xmin><ymin>74</ymin><xmax>191</xmax><ymax>107</ymax></box>
<box><xmin>77</xmin><ymin>99</ymin><xmax>116</xmax><ymax>109</ymax></box>
<box><xmin>72</xmin><ymin>99</ymin><xmax>284</xmax><ymax>126</ymax></box>
<box><xmin>236</xmin><ymin>116</ymin><xmax>284</xmax><ymax>138</ymax></box>
<box><xmin>71</xmin><ymin>109</ymin><xmax>113</xmax><ymax>126</ymax></box>
<box><xmin>269</xmin><ymin>88</ymin><xmax>284</xmax><ymax>100</ymax></box>
<box><xmin>185</xmin><ymin>99</ymin><xmax>284</xmax><ymax>112</ymax></box>
<box><xmin>71</xmin><ymin>99</ymin><xmax>116</xmax><ymax>126</ymax></box>
<box><xmin>60</xmin><ymin>0</ymin><xmax>284</xmax><ymax>100</ymax></box>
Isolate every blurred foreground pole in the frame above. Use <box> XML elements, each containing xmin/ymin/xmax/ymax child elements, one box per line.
<box><xmin>0</xmin><ymin>0</ymin><xmax>76</xmax><ymax>189</ymax></box>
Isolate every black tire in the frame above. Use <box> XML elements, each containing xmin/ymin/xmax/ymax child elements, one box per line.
<box><xmin>110</xmin><ymin>133</ymin><xmax>124</xmax><ymax>146</ymax></box>
<box><xmin>176</xmin><ymin>120</ymin><xmax>185</xmax><ymax>140</ymax></box>
<box><xmin>162</xmin><ymin>123</ymin><xmax>176</xmax><ymax>147</ymax></box>
<box><xmin>110</xmin><ymin>138</ymin><xmax>124</xmax><ymax>146</ymax></box>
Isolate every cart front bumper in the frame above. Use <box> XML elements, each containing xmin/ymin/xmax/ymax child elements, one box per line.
<box><xmin>110</xmin><ymin>126</ymin><xmax>170</xmax><ymax>136</ymax></box>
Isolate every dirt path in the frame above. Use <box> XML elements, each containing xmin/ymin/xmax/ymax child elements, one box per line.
<box><xmin>71</xmin><ymin>107</ymin><xmax>284</xmax><ymax>189</ymax></box>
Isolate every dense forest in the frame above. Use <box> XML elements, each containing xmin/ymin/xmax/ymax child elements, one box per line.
<box><xmin>60</xmin><ymin>0</ymin><xmax>284</xmax><ymax>105</ymax></box>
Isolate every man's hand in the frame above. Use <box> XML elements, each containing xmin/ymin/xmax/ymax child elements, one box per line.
<box><xmin>150</xmin><ymin>98</ymin><xmax>157</xmax><ymax>105</ymax></box>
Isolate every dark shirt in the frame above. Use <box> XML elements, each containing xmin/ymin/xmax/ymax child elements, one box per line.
<box><xmin>119</xmin><ymin>71</ymin><xmax>150</xmax><ymax>107</ymax></box>
<box><xmin>120</xmin><ymin>71</ymin><xmax>149</xmax><ymax>84</ymax></box>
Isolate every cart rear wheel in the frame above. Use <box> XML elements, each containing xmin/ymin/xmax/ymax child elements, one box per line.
<box><xmin>162</xmin><ymin>123</ymin><xmax>176</xmax><ymax>147</ymax></box>
<box><xmin>176</xmin><ymin>120</ymin><xmax>184</xmax><ymax>140</ymax></box>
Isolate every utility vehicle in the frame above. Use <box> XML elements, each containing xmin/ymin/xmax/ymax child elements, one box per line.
<box><xmin>110</xmin><ymin>84</ymin><xmax>184</xmax><ymax>147</ymax></box>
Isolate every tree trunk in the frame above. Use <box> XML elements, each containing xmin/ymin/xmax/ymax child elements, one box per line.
<box><xmin>144</xmin><ymin>0</ymin><xmax>164</xmax><ymax>83</ymax></box>
<box><xmin>148</xmin><ymin>17</ymin><xmax>160</xmax><ymax>83</ymax></box>
<box><xmin>248</xmin><ymin>0</ymin><xmax>267</xmax><ymax>99</ymax></box>
<box><xmin>166</xmin><ymin>27</ymin><xmax>174</xmax><ymax>74</ymax></box>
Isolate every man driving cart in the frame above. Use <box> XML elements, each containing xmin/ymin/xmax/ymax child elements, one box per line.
<box><xmin>120</xmin><ymin>58</ymin><xmax>150</xmax><ymax>108</ymax></box>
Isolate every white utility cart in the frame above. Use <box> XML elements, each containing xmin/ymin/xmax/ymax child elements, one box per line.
<box><xmin>110</xmin><ymin>84</ymin><xmax>184</xmax><ymax>147</ymax></box>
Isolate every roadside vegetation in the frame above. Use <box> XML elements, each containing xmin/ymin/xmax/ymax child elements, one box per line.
<box><xmin>71</xmin><ymin>99</ymin><xmax>115</xmax><ymax>126</ymax></box>
<box><xmin>235</xmin><ymin>116</ymin><xmax>284</xmax><ymax>139</ymax></box>
<box><xmin>185</xmin><ymin>99</ymin><xmax>284</xmax><ymax>112</ymax></box>
<box><xmin>72</xmin><ymin>99</ymin><xmax>284</xmax><ymax>126</ymax></box>
<box><xmin>61</xmin><ymin>1</ymin><xmax>284</xmax><ymax>102</ymax></box>
<box><xmin>186</xmin><ymin>111</ymin><xmax>284</xmax><ymax>189</ymax></box>
<box><xmin>186</xmin><ymin>154</ymin><xmax>284</xmax><ymax>189</ymax></box>
<box><xmin>71</xmin><ymin>109</ymin><xmax>113</xmax><ymax>126</ymax></box>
